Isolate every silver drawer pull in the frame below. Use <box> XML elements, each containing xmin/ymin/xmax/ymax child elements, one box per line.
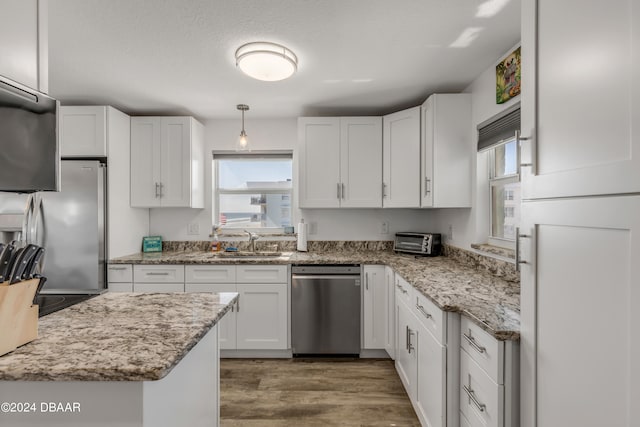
<box><xmin>109</xmin><ymin>267</ymin><xmax>127</xmax><ymax>271</ymax></box>
<box><xmin>416</xmin><ymin>301</ymin><xmax>432</xmax><ymax>319</ymax></box>
<box><xmin>146</xmin><ymin>272</ymin><xmax>170</xmax><ymax>276</ymax></box>
<box><xmin>395</xmin><ymin>284</ymin><xmax>407</xmax><ymax>294</ymax></box>
<box><xmin>463</xmin><ymin>332</ymin><xmax>486</xmax><ymax>354</ymax></box>
<box><xmin>463</xmin><ymin>384</ymin><xmax>486</xmax><ymax>412</ymax></box>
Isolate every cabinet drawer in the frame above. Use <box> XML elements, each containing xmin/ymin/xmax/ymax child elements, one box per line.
<box><xmin>460</xmin><ymin>348</ymin><xmax>504</xmax><ymax>427</ymax></box>
<box><xmin>133</xmin><ymin>283</ymin><xmax>185</xmax><ymax>293</ymax></box>
<box><xmin>108</xmin><ymin>282</ymin><xmax>133</xmax><ymax>292</ymax></box>
<box><xmin>413</xmin><ymin>290</ymin><xmax>446</xmax><ymax>345</ymax></box>
<box><xmin>185</xmin><ymin>265</ymin><xmax>236</xmax><ymax>283</ymax></box>
<box><xmin>461</xmin><ymin>316</ymin><xmax>504</xmax><ymax>384</ymax></box>
<box><xmin>134</xmin><ymin>265</ymin><xmax>185</xmax><ymax>283</ymax></box>
<box><xmin>236</xmin><ymin>265</ymin><xmax>288</xmax><ymax>283</ymax></box>
<box><xmin>108</xmin><ymin>264</ymin><xmax>133</xmax><ymax>283</ymax></box>
<box><xmin>395</xmin><ymin>275</ymin><xmax>413</xmax><ymax>306</ymax></box>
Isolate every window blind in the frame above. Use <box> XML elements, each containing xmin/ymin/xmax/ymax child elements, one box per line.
<box><xmin>477</xmin><ymin>106</ymin><xmax>520</xmax><ymax>151</ymax></box>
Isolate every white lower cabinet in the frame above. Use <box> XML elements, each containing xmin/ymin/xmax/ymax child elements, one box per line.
<box><xmin>362</xmin><ymin>265</ymin><xmax>386</xmax><ymax>349</ymax></box>
<box><xmin>460</xmin><ymin>348</ymin><xmax>504</xmax><ymax>427</ymax></box>
<box><xmin>395</xmin><ymin>295</ymin><xmax>418</xmax><ymax>400</ymax></box>
<box><xmin>134</xmin><ymin>282</ymin><xmax>185</xmax><ymax>292</ymax></box>
<box><xmin>384</xmin><ymin>266</ymin><xmax>395</xmax><ymax>359</ymax></box>
<box><xmin>415</xmin><ymin>321</ymin><xmax>446</xmax><ymax>427</ymax></box>
<box><xmin>185</xmin><ymin>264</ymin><xmax>289</xmax><ymax>352</ymax></box>
<box><xmin>108</xmin><ymin>282</ymin><xmax>133</xmax><ymax>292</ymax></box>
<box><xmin>108</xmin><ymin>264</ymin><xmax>133</xmax><ymax>292</ymax></box>
<box><xmin>236</xmin><ymin>283</ymin><xmax>288</xmax><ymax>350</ymax></box>
<box><xmin>185</xmin><ymin>282</ymin><xmax>237</xmax><ymax>350</ymax></box>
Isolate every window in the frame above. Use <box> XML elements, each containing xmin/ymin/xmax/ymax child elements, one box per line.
<box><xmin>489</xmin><ymin>138</ymin><xmax>521</xmax><ymax>243</ymax></box>
<box><xmin>213</xmin><ymin>154</ymin><xmax>293</xmax><ymax>231</ymax></box>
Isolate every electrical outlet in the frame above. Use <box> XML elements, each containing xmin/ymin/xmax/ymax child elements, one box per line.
<box><xmin>447</xmin><ymin>224</ymin><xmax>454</xmax><ymax>241</ymax></box>
<box><xmin>187</xmin><ymin>223</ymin><xmax>200</xmax><ymax>235</ymax></box>
<box><xmin>381</xmin><ymin>221</ymin><xmax>389</xmax><ymax>234</ymax></box>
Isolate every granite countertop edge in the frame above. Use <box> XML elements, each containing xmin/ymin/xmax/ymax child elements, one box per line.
<box><xmin>0</xmin><ymin>293</ymin><xmax>238</xmax><ymax>382</ymax></box>
<box><xmin>111</xmin><ymin>251</ymin><xmax>520</xmax><ymax>341</ymax></box>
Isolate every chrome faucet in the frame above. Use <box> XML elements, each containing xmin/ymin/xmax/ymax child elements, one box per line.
<box><xmin>244</xmin><ymin>230</ymin><xmax>260</xmax><ymax>252</ymax></box>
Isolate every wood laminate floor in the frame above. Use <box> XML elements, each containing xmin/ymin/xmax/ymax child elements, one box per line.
<box><xmin>220</xmin><ymin>358</ymin><xmax>420</xmax><ymax>427</ymax></box>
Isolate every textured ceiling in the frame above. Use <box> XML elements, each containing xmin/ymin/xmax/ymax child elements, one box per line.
<box><xmin>48</xmin><ymin>0</ymin><xmax>521</xmax><ymax>119</ymax></box>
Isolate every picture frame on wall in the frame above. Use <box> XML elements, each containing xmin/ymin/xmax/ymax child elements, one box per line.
<box><xmin>496</xmin><ymin>46</ymin><xmax>521</xmax><ymax>104</ymax></box>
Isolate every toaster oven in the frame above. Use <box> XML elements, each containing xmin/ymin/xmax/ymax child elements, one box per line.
<box><xmin>393</xmin><ymin>232</ymin><xmax>442</xmax><ymax>256</ymax></box>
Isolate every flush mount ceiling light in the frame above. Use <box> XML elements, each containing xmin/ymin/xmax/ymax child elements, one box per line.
<box><xmin>235</xmin><ymin>42</ymin><xmax>298</xmax><ymax>82</ymax></box>
<box><xmin>236</xmin><ymin>104</ymin><xmax>250</xmax><ymax>151</ymax></box>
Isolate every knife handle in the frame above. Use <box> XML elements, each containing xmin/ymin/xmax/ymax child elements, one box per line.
<box><xmin>33</xmin><ymin>275</ymin><xmax>47</xmax><ymax>305</ymax></box>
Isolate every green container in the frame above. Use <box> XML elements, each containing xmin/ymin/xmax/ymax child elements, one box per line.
<box><xmin>142</xmin><ymin>236</ymin><xmax>163</xmax><ymax>253</ymax></box>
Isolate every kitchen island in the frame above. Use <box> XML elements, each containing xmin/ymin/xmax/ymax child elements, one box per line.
<box><xmin>0</xmin><ymin>292</ymin><xmax>237</xmax><ymax>426</ymax></box>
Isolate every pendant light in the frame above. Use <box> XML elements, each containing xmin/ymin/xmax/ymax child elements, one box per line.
<box><xmin>236</xmin><ymin>104</ymin><xmax>250</xmax><ymax>151</ymax></box>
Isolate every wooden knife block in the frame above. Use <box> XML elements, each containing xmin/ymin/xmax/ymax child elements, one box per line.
<box><xmin>0</xmin><ymin>278</ymin><xmax>39</xmax><ymax>356</ymax></box>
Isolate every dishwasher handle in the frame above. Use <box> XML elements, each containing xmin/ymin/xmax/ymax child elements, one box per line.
<box><xmin>292</xmin><ymin>275</ymin><xmax>362</xmax><ymax>281</ymax></box>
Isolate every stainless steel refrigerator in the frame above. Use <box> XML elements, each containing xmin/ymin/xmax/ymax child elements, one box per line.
<box><xmin>0</xmin><ymin>159</ymin><xmax>106</xmax><ymax>311</ymax></box>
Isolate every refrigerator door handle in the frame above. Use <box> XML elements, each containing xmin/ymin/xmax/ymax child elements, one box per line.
<box><xmin>22</xmin><ymin>194</ymin><xmax>35</xmax><ymax>246</ymax></box>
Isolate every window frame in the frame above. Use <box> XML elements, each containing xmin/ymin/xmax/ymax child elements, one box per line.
<box><xmin>212</xmin><ymin>152</ymin><xmax>293</xmax><ymax>234</ymax></box>
<box><xmin>487</xmin><ymin>137</ymin><xmax>521</xmax><ymax>249</ymax></box>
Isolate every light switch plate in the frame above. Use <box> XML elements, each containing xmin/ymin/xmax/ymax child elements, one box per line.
<box><xmin>187</xmin><ymin>223</ymin><xmax>200</xmax><ymax>235</ymax></box>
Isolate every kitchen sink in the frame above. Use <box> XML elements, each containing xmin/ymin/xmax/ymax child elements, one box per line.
<box><xmin>215</xmin><ymin>251</ymin><xmax>285</xmax><ymax>258</ymax></box>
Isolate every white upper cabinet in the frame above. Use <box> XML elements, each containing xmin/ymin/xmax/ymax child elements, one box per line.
<box><xmin>130</xmin><ymin>116</ymin><xmax>204</xmax><ymax>208</ymax></box>
<box><xmin>421</xmin><ymin>94</ymin><xmax>472</xmax><ymax>208</ymax></box>
<box><xmin>521</xmin><ymin>0</ymin><xmax>640</xmax><ymax>199</ymax></box>
<box><xmin>383</xmin><ymin>106</ymin><xmax>421</xmax><ymax>208</ymax></box>
<box><xmin>298</xmin><ymin>118</ymin><xmax>341</xmax><ymax>208</ymax></box>
<box><xmin>0</xmin><ymin>0</ymin><xmax>47</xmax><ymax>92</ymax></box>
<box><xmin>59</xmin><ymin>106</ymin><xmax>108</xmax><ymax>157</ymax></box>
<box><xmin>298</xmin><ymin>117</ymin><xmax>382</xmax><ymax>208</ymax></box>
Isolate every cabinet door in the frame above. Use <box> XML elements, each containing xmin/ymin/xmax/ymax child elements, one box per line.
<box><xmin>236</xmin><ymin>283</ymin><xmax>288</xmax><ymax>350</ymax></box>
<box><xmin>133</xmin><ymin>283</ymin><xmax>184</xmax><ymax>292</ymax></box>
<box><xmin>384</xmin><ymin>266</ymin><xmax>396</xmax><ymax>359</ymax></box>
<box><xmin>520</xmin><ymin>196</ymin><xmax>640</xmax><ymax>427</ymax></box>
<box><xmin>383</xmin><ymin>107</ymin><xmax>421</xmax><ymax>208</ymax></box>
<box><xmin>160</xmin><ymin>117</ymin><xmax>192</xmax><ymax>207</ymax></box>
<box><xmin>298</xmin><ymin>117</ymin><xmax>341</xmax><ymax>208</ymax></box>
<box><xmin>130</xmin><ymin>117</ymin><xmax>161</xmax><ymax>207</ymax></box>
<box><xmin>340</xmin><ymin>117</ymin><xmax>382</xmax><ymax>208</ymax></box>
<box><xmin>421</xmin><ymin>94</ymin><xmax>472</xmax><ymax>208</ymax></box>
<box><xmin>415</xmin><ymin>325</ymin><xmax>446</xmax><ymax>427</ymax></box>
<box><xmin>521</xmin><ymin>0</ymin><xmax>640</xmax><ymax>199</ymax></box>
<box><xmin>185</xmin><ymin>283</ymin><xmax>237</xmax><ymax>350</ymax></box>
<box><xmin>362</xmin><ymin>265</ymin><xmax>386</xmax><ymax>349</ymax></box>
<box><xmin>395</xmin><ymin>298</ymin><xmax>418</xmax><ymax>401</ymax></box>
<box><xmin>0</xmin><ymin>0</ymin><xmax>38</xmax><ymax>89</ymax></box>
<box><xmin>59</xmin><ymin>106</ymin><xmax>108</xmax><ymax>156</ymax></box>
<box><xmin>108</xmin><ymin>282</ymin><xmax>133</xmax><ymax>292</ymax></box>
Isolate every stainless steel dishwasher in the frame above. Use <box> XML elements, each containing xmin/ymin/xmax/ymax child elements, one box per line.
<box><xmin>291</xmin><ymin>265</ymin><xmax>361</xmax><ymax>356</ymax></box>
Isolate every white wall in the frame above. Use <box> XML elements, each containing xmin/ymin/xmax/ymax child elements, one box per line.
<box><xmin>107</xmin><ymin>107</ymin><xmax>150</xmax><ymax>257</ymax></box>
<box><xmin>149</xmin><ymin>118</ymin><xmax>434</xmax><ymax>241</ymax></box>
<box><xmin>432</xmin><ymin>43</ymin><xmax>521</xmax><ymax>249</ymax></box>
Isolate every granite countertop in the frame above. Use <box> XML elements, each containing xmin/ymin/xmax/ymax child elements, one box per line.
<box><xmin>0</xmin><ymin>292</ymin><xmax>237</xmax><ymax>381</ymax></box>
<box><xmin>110</xmin><ymin>250</ymin><xmax>520</xmax><ymax>341</ymax></box>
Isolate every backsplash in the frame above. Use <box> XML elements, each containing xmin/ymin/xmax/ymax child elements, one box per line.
<box><xmin>443</xmin><ymin>244</ymin><xmax>519</xmax><ymax>283</ymax></box>
<box><xmin>160</xmin><ymin>240</ymin><xmax>518</xmax><ymax>282</ymax></box>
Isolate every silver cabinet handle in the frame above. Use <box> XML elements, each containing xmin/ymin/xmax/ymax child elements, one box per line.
<box><xmin>463</xmin><ymin>332</ymin><xmax>486</xmax><ymax>354</ymax></box>
<box><xmin>407</xmin><ymin>327</ymin><xmax>415</xmax><ymax>354</ymax></box>
<box><xmin>516</xmin><ymin>130</ymin><xmax>535</xmax><ymax>173</ymax></box>
<box><xmin>337</xmin><ymin>183</ymin><xmax>341</xmax><ymax>199</ymax></box>
<box><xmin>416</xmin><ymin>300</ymin><xmax>432</xmax><ymax>319</ymax></box>
<box><xmin>515</xmin><ymin>227</ymin><xmax>531</xmax><ymax>272</ymax></box>
<box><xmin>146</xmin><ymin>272</ymin><xmax>170</xmax><ymax>276</ymax></box>
<box><xmin>159</xmin><ymin>182</ymin><xmax>164</xmax><ymax>198</ymax></box>
<box><xmin>382</xmin><ymin>182</ymin><xmax>387</xmax><ymax>198</ymax></box>
<box><xmin>365</xmin><ymin>272</ymin><xmax>369</xmax><ymax>290</ymax></box>
<box><xmin>341</xmin><ymin>183</ymin><xmax>345</xmax><ymax>199</ymax></box>
<box><xmin>405</xmin><ymin>325</ymin><xmax>410</xmax><ymax>351</ymax></box>
<box><xmin>236</xmin><ymin>297</ymin><xmax>240</xmax><ymax>312</ymax></box>
<box><xmin>463</xmin><ymin>384</ymin><xmax>486</xmax><ymax>412</ymax></box>
<box><xmin>155</xmin><ymin>182</ymin><xmax>160</xmax><ymax>198</ymax></box>
<box><xmin>109</xmin><ymin>267</ymin><xmax>128</xmax><ymax>271</ymax></box>
<box><xmin>424</xmin><ymin>177</ymin><xmax>431</xmax><ymax>196</ymax></box>
<box><xmin>395</xmin><ymin>284</ymin><xmax>407</xmax><ymax>294</ymax></box>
